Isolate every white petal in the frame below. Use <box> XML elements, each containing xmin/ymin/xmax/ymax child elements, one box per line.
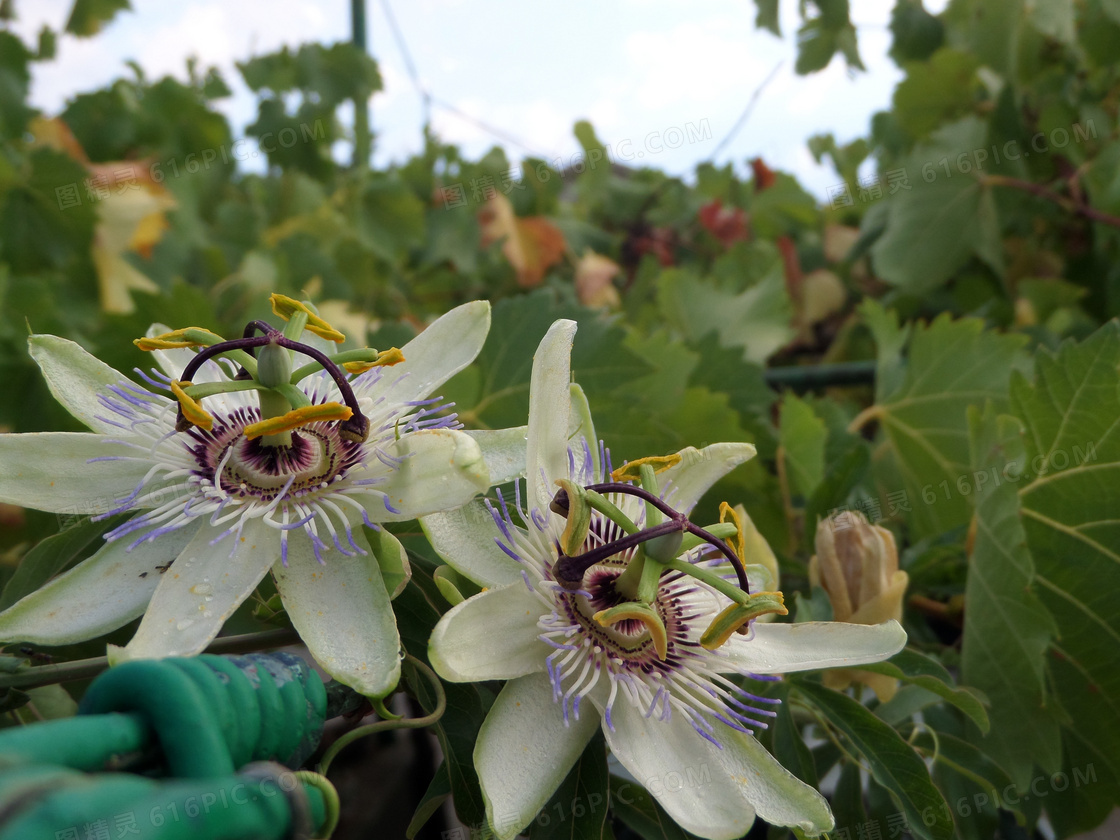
<box><xmin>476</xmin><ymin>673</ymin><xmax>601</xmax><ymax>840</ymax></box>
<box><xmin>720</xmin><ymin>620</ymin><xmax>907</xmax><ymax>674</ymax></box>
<box><xmin>112</xmin><ymin>518</ymin><xmax>275</xmax><ymax>661</ymax></box>
<box><xmin>720</xmin><ymin>726</ymin><xmax>833</xmax><ymax>835</ymax></box>
<box><xmin>606</xmin><ymin>698</ymin><xmax>832</xmax><ymax>838</ymax></box>
<box><xmin>0</xmin><ymin>433</ymin><xmax>150</xmax><ymax>514</ymax></box>
<box><xmin>429</xmin><ymin>584</ymin><xmax>549</xmax><ymax>682</ymax></box>
<box><xmin>526</xmin><ymin>320</ymin><xmax>577</xmax><ymax>513</ymax></box>
<box><xmin>464</xmin><ymin>426</ymin><xmax>527</xmax><ymax>485</ymax></box>
<box><xmin>29</xmin><ymin>335</ymin><xmax>133</xmax><ymax>434</ymax></box>
<box><xmin>605</xmin><ymin>699</ymin><xmax>757</xmax><ymax>840</ymax></box>
<box><xmin>379</xmin><ymin>300</ymin><xmax>490</xmax><ymax>404</ymax></box>
<box><xmin>273</xmin><ymin>526</ymin><xmax>401</xmax><ymax>698</ymax></box>
<box><xmin>659</xmin><ymin>443</ymin><xmax>757</xmax><ymax>514</ymax></box>
<box><xmin>421</xmin><ymin>501</ymin><xmax>522</xmax><ymax>588</ymax></box>
<box><xmin>368</xmin><ymin>430</ymin><xmax>490</xmax><ymax>521</ymax></box>
<box><xmin>0</xmin><ymin>520</ymin><xmax>201</xmax><ymax>645</ymax></box>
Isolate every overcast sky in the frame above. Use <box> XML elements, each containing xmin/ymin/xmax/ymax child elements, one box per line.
<box><xmin>8</xmin><ymin>0</ymin><xmax>948</xmax><ymax>197</ymax></box>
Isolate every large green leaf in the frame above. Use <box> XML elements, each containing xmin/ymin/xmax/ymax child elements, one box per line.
<box><xmin>1009</xmin><ymin>322</ymin><xmax>1120</xmax><ymax>800</ymax></box>
<box><xmin>656</xmin><ymin>263</ymin><xmax>793</xmax><ymax>366</ymax></box>
<box><xmin>892</xmin><ymin>48</ymin><xmax>980</xmax><ymax>140</ymax></box>
<box><xmin>795</xmin><ymin>681</ymin><xmax>954</xmax><ymax>840</ymax></box>
<box><xmin>779</xmin><ymin>393</ymin><xmax>827</xmax><ymax>500</ymax></box>
<box><xmin>870</xmin><ymin>117</ymin><xmax>1003</xmax><ymax>294</ymax></box>
<box><xmin>860</xmin><ymin>648</ymin><xmax>990</xmax><ymax>734</ymax></box>
<box><xmin>960</xmin><ymin>404</ymin><xmax>1061</xmax><ymax>787</ymax></box>
<box><xmin>871</xmin><ymin>313</ymin><xmax>1027</xmax><ymax>538</ymax></box>
<box><xmin>608</xmin><ymin>776</ymin><xmax>701</xmax><ymax>840</ymax></box>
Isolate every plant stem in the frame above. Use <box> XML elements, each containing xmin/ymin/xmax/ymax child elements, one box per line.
<box><xmin>983</xmin><ymin>174</ymin><xmax>1120</xmax><ymax>230</ymax></box>
<box><xmin>0</xmin><ymin>628</ymin><xmax>301</xmax><ymax>691</ymax></box>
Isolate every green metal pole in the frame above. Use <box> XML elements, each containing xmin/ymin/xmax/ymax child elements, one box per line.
<box><xmin>352</xmin><ymin>0</ymin><xmax>371</xmax><ymax>168</ymax></box>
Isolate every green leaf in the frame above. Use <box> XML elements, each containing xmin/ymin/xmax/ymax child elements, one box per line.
<box><xmin>395</xmin><ymin>563</ymin><xmax>492</xmax><ymax>828</ymax></box>
<box><xmin>16</xmin><ymin>684</ymin><xmax>77</xmax><ymax>722</ymax></box>
<box><xmin>1024</xmin><ymin>0</ymin><xmax>1075</xmax><ymax>44</ymax></box>
<box><xmin>65</xmin><ymin>0</ymin><xmax>130</xmax><ymax>36</ymax></box>
<box><xmin>528</xmin><ymin>735</ymin><xmax>614</xmax><ymax>840</ymax></box>
<box><xmin>871</xmin><ymin>313</ymin><xmax>1027</xmax><ymax>538</ymax></box>
<box><xmin>0</xmin><ymin>515</ymin><xmax>128</xmax><ymax>611</ymax></box>
<box><xmin>911</xmin><ymin>729</ymin><xmax>1022</xmax><ymax>831</ymax></box>
<box><xmin>859</xmin><ymin>648</ymin><xmax>990</xmax><ymax>733</ymax></box>
<box><xmin>804</xmin><ymin>439</ymin><xmax>870</xmax><ymax>548</ymax></box>
<box><xmin>795</xmin><ymin>680</ymin><xmax>954</xmax><ymax>840</ymax></box>
<box><xmin>452</xmin><ymin>290</ymin><xmax>649</xmax><ymax>449</ymax></box>
<box><xmin>358</xmin><ymin>176</ymin><xmax>426</xmax><ymax>262</ymax></box>
<box><xmin>754</xmin><ymin>0</ymin><xmax>781</xmax><ymax>35</ymax></box>
<box><xmin>657</xmin><ymin>264</ymin><xmax>793</xmax><ymax>366</ymax></box>
<box><xmin>779</xmin><ymin>393</ymin><xmax>827</xmax><ymax>500</ymax></box>
<box><xmin>771</xmin><ymin>683</ymin><xmax>818</xmax><ymax>788</ymax></box>
<box><xmin>1009</xmin><ymin>322</ymin><xmax>1120</xmax><ymax>795</ymax></box>
<box><xmin>855</xmin><ymin>302</ymin><xmax>909</xmax><ymax>407</ymax></box>
<box><xmin>889</xmin><ymin>0</ymin><xmax>945</xmax><ymax>64</ymax></box>
<box><xmin>892</xmin><ymin>48</ymin><xmax>980</xmax><ymax>141</ymax></box>
<box><xmin>608</xmin><ymin>776</ymin><xmax>701</xmax><ymax>840</ymax></box>
<box><xmin>870</xmin><ymin>117</ymin><xmax>1004</xmax><ymax>294</ymax></box>
<box><xmin>36</xmin><ymin>26</ymin><xmax>57</xmax><ymax>61</ymax></box>
<box><xmin>406</xmin><ymin>760</ymin><xmax>451</xmax><ymax>839</ymax></box>
<box><xmin>686</xmin><ymin>333</ymin><xmax>776</xmax><ymax>459</ymax></box>
<box><xmin>960</xmin><ymin>403</ymin><xmax>1061</xmax><ymax>787</ymax></box>
<box><xmin>831</xmin><ymin>761</ymin><xmax>867</xmax><ymax>839</ymax></box>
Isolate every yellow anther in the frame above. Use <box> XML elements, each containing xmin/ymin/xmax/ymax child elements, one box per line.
<box><xmin>594</xmin><ymin>603</ymin><xmax>669</xmax><ymax>660</ymax></box>
<box><xmin>719</xmin><ymin>501</ymin><xmax>746</xmax><ymax>565</ymax></box>
<box><xmin>134</xmin><ymin>328</ymin><xmax>222</xmax><ymax>351</ymax></box>
<box><xmin>341</xmin><ymin>347</ymin><xmax>405</xmax><ymax>374</ymax></box>
<box><xmin>699</xmin><ymin>592</ymin><xmax>788</xmax><ymax>651</ymax></box>
<box><xmin>243</xmin><ymin>402</ymin><xmax>353</xmax><ymax>440</ymax></box>
<box><xmin>170</xmin><ymin>380</ymin><xmax>214</xmax><ymax>430</ymax></box>
<box><xmin>610</xmin><ymin>453</ymin><xmax>682</xmax><ymax>483</ymax></box>
<box><xmin>269</xmin><ymin>294</ymin><xmax>346</xmax><ymax>343</ymax></box>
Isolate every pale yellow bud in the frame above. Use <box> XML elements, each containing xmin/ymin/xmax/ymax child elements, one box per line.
<box><xmin>810</xmin><ymin>510</ymin><xmax>909</xmax><ymax>701</ymax></box>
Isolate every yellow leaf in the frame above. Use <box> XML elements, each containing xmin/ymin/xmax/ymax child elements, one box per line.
<box><xmin>574</xmin><ymin>249</ymin><xmax>621</xmax><ymax>308</ymax></box>
<box><xmin>479</xmin><ymin>194</ymin><xmax>567</xmax><ymax>288</ymax></box>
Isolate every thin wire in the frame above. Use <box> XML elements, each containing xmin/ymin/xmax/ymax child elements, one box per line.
<box><xmin>377</xmin><ymin>0</ymin><xmax>430</xmax><ymax>124</ymax></box>
<box><xmin>706</xmin><ymin>60</ymin><xmax>784</xmax><ymax>163</ymax></box>
<box><xmin>376</xmin><ymin>0</ymin><xmax>549</xmax><ymax>158</ymax></box>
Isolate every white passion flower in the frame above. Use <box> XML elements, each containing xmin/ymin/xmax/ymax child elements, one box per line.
<box><xmin>421</xmin><ymin>319</ymin><xmax>908</xmax><ymax>840</ymax></box>
<box><xmin>0</xmin><ymin>296</ymin><xmax>495</xmax><ymax>697</ymax></box>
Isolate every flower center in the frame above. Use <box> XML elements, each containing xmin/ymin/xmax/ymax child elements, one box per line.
<box><xmin>190</xmin><ymin>413</ymin><xmax>363</xmax><ymax>504</ymax></box>
<box><xmin>561</xmin><ymin>565</ymin><xmax>679</xmax><ymax>663</ymax></box>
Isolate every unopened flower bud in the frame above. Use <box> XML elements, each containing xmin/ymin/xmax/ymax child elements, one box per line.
<box><xmin>810</xmin><ymin>510</ymin><xmax>908</xmax><ymax>701</ymax></box>
<box><xmin>810</xmin><ymin>510</ymin><xmax>907</xmax><ymax>624</ymax></box>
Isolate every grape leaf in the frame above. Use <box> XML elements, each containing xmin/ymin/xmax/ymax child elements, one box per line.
<box><xmin>870</xmin><ymin>313</ymin><xmax>1027</xmax><ymax>538</ymax></box>
<box><xmin>656</xmin><ymin>264</ymin><xmax>793</xmax><ymax>366</ymax></box>
<box><xmin>65</xmin><ymin>0</ymin><xmax>130</xmax><ymax>36</ymax></box>
<box><xmin>961</xmin><ymin>403</ymin><xmax>1060</xmax><ymax>787</ymax></box>
<box><xmin>1010</xmin><ymin>322</ymin><xmax>1120</xmax><ymax>798</ymax></box>
<box><xmin>869</xmin><ymin>117</ymin><xmax>1003</xmax><ymax>294</ymax></box>
<box><xmin>779</xmin><ymin>393</ymin><xmax>827</xmax><ymax>500</ymax></box>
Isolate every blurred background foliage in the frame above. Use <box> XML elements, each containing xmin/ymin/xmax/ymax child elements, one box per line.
<box><xmin>0</xmin><ymin>0</ymin><xmax>1119</xmax><ymax>838</ymax></box>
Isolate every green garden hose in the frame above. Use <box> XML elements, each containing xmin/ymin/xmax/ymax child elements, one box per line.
<box><xmin>0</xmin><ymin>652</ymin><xmax>335</xmax><ymax>839</ymax></box>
